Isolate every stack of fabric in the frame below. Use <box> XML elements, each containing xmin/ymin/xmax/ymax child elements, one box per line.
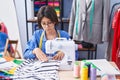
<box><xmin>48</xmin><ymin>1</ymin><xmax>60</xmax><ymax>17</ymax></box>
<box><xmin>0</xmin><ymin>56</ymin><xmax>23</xmax><ymax>79</ymax></box>
<box><xmin>11</xmin><ymin>59</ymin><xmax>60</xmax><ymax>80</ymax></box>
<box><xmin>34</xmin><ymin>1</ymin><xmax>47</xmax><ymax>16</ymax></box>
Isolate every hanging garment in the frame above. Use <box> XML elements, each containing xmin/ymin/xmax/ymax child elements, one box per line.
<box><xmin>0</xmin><ymin>32</ymin><xmax>9</xmax><ymax>53</ymax></box>
<box><xmin>0</xmin><ymin>22</ymin><xmax>14</xmax><ymax>54</ymax></box>
<box><xmin>111</xmin><ymin>9</ymin><xmax>120</xmax><ymax>62</ymax></box>
<box><xmin>0</xmin><ymin>22</ymin><xmax>8</xmax><ymax>35</ymax></box>
<box><xmin>116</xmin><ymin>38</ymin><xmax>120</xmax><ymax>69</ymax></box>
<box><xmin>105</xmin><ymin>3</ymin><xmax>120</xmax><ymax>61</ymax></box>
<box><xmin>68</xmin><ymin>0</ymin><xmax>110</xmax><ymax>44</ymax></box>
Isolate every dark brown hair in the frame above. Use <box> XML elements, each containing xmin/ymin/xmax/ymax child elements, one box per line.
<box><xmin>37</xmin><ymin>5</ymin><xmax>58</xmax><ymax>28</ymax></box>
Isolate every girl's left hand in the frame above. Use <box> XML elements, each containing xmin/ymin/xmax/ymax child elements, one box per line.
<box><xmin>52</xmin><ymin>51</ymin><xmax>64</xmax><ymax>60</ymax></box>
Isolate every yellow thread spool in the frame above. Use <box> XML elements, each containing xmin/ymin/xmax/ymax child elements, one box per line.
<box><xmin>81</xmin><ymin>65</ymin><xmax>88</xmax><ymax>80</ymax></box>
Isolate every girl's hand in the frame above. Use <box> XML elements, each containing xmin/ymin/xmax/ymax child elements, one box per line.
<box><xmin>33</xmin><ymin>48</ymin><xmax>48</xmax><ymax>62</ymax></box>
<box><xmin>52</xmin><ymin>51</ymin><xmax>64</xmax><ymax>60</ymax></box>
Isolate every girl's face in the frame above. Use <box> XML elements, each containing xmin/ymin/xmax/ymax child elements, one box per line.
<box><xmin>41</xmin><ymin>17</ymin><xmax>55</xmax><ymax>31</ymax></box>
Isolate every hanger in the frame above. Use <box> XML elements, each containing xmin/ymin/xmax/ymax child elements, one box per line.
<box><xmin>109</xmin><ymin>2</ymin><xmax>120</xmax><ymax>25</ymax></box>
<box><xmin>118</xmin><ymin>7</ymin><xmax>120</xmax><ymax>11</ymax></box>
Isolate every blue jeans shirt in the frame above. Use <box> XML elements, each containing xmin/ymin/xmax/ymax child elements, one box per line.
<box><xmin>23</xmin><ymin>29</ymin><xmax>70</xmax><ymax>59</ymax></box>
<box><xmin>0</xmin><ymin>32</ymin><xmax>10</xmax><ymax>53</ymax></box>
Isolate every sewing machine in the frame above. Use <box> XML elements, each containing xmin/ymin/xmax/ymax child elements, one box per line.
<box><xmin>45</xmin><ymin>38</ymin><xmax>76</xmax><ymax>70</ymax></box>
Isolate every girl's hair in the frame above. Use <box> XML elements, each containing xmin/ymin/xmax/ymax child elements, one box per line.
<box><xmin>37</xmin><ymin>5</ymin><xmax>58</xmax><ymax>28</ymax></box>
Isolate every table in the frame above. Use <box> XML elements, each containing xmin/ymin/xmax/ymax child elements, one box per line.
<box><xmin>59</xmin><ymin>62</ymin><xmax>120</xmax><ymax>80</ymax></box>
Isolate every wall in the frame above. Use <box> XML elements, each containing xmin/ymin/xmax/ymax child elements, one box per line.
<box><xmin>0</xmin><ymin>0</ymin><xmax>22</xmax><ymax>57</ymax></box>
<box><xmin>14</xmin><ymin>0</ymin><xmax>33</xmax><ymax>54</ymax></box>
<box><xmin>14</xmin><ymin>0</ymin><xmax>26</xmax><ymax>54</ymax></box>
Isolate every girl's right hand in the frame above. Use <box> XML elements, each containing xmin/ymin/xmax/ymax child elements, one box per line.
<box><xmin>33</xmin><ymin>48</ymin><xmax>48</xmax><ymax>62</ymax></box>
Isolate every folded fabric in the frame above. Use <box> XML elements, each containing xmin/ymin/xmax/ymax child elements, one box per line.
<box><xmin>12</xmin><ymin>60</ymin><xmax>60</xmax><ymax>80</ymax></box>
<box><xmin>81</xmin><ymin>41</ymin><xmax>94</xmax><ymax>48</ymax></box>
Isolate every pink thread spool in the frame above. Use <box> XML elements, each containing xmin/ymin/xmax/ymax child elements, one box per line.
<box><xmin>73</xmin><ymin>61</ymin><xmax>80</xmax><ymax>78</ymax></box>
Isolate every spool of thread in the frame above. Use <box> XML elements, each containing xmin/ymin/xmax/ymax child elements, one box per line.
<box><xmin>81</xmin><ymin>65</ymin><xmax>88</xmax><ymax>80</ymax></box>
<box><xmin>73</xmin><ymin>61</ymin><xmax>80</xmax><ymax>78</ymax></box>
<box><xmin>90</xmin><ymin>64</ymin><xmax>96</xmax><ymax>80</ymax></box>
<box><xmin>85</xmin><ymin>62</ymin><xmax>91</xmax><ymax>78</ymax></box>
<box><xmin>101</xmin><ymin>74</ymin><xmax>109</xmax><ymax>80</ymax></box>
<box><xmin>80</xmin><ymin>60</ymin><xmax>86</xmax><ymax>75</ymax></box>
<box><xmin>80</xmin><ymin>60</ymin><xmax>86</xmax><ymax>69</ymax></box>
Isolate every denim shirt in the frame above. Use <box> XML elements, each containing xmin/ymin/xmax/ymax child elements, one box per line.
<box><xmin>23</xmin><ymin>29</ymin><xmax>70</xmax><ymax>59</ymax></box>
<box><xmin>0</xmin><ymin>32</ymin><xmax>10</xmax><ymax>53</ymax></box>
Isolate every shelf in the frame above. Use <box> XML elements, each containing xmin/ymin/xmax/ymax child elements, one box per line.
<box><xmin>34</xmin><ymin>0</ymin><xmax>61</xmax><ymax>17</ymax></box>
<box><xmin>27</xmin><ymin>17</ymin><xmax>69</xmax><ymax>23</ymax></box>
<box><xmin>27</xmin><ymin>17</ymin><xmax>37</xmax><ymax>23</ymax></box>
<box><xmin>78</xmin><ymin>47</ymin><xmax>96</xmax><ymax>51</ymax></box>
<box><xmin>61</xmin><ymin>18</ymin><xmax>69</xmax><ymax>23</ymax></box>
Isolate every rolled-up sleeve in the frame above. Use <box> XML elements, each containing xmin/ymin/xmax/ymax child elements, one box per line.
<box><xmin>23</xmin><ymin>30</ymin><xmax>42</xmax><ymax>59</ymax></box>
<box><xmin>23</xmin><ymin>40</ymin><xmax>36</xmax><ymax>59</ymax></box>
